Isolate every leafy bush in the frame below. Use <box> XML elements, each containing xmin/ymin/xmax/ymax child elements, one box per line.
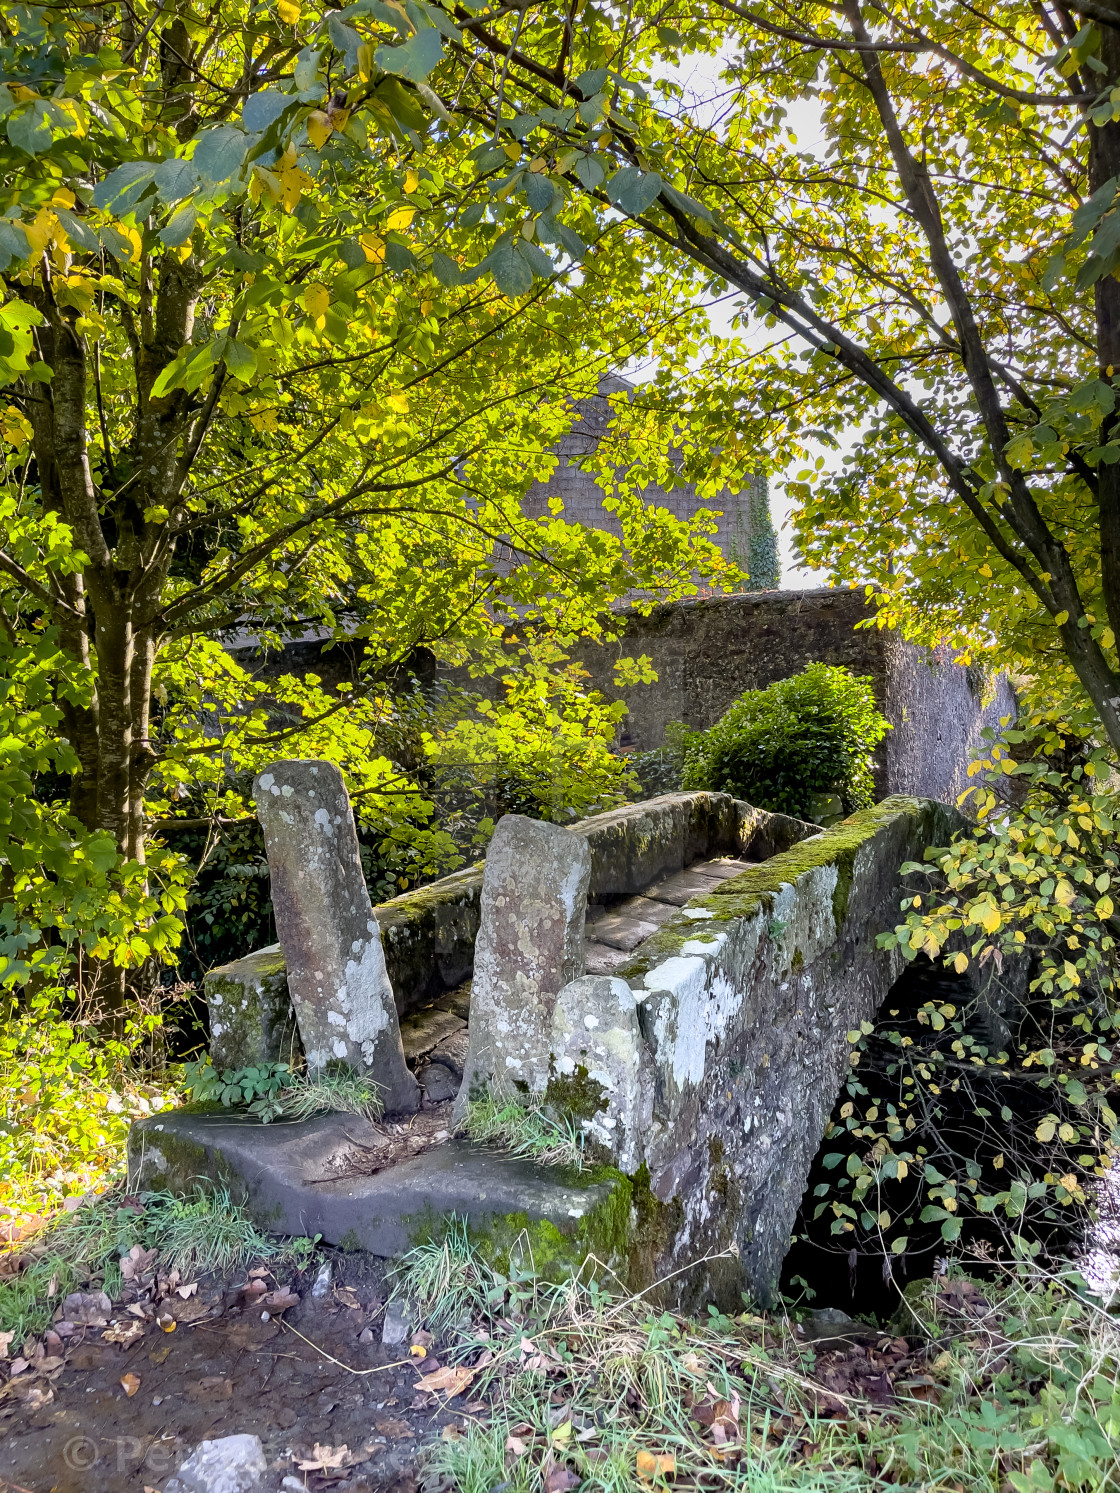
<box><xmin>676</xmin><ymin>663</ymin><xmax>889</xmax><ymax>822</ymax></box>
<box><xmin>0</xmin><ymin>990</ymin><xmax>178</xmax><ymax>1215</ymax></box>
<box><xmin>803</xmin><ymin>713</ymin><xmax>1120</xmax><ymax>1270</ymax></box>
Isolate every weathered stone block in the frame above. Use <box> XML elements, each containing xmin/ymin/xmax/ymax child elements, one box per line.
<box><xmin>549</xmin><ymin>975</ymin><xmax>653</xmax><ymax>1174</ymax></box>
<box><xmin>204</xmin><ymin>944</ymin><xmax>299</xmax><ymax>1071</ymax></box>
<box><xmin>454</xmin><ymin>815</ymin><xmax>591</xmax><ymax>1119</ymax></box>
<box><xmin>253</xmin><ymin>760</ymin><xmax>418</xmax><ymax>1114</ymax></box>
<box><xmin>127</xmin><ymin>1109</ymin><xmax>623</xmax><ymax>1261</ymax></box>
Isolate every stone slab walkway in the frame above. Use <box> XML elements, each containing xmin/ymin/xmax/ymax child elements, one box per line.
<box><xmin>584</xmin><ymin>855</ymin><xmax>754</xmax><ymax>973</ymax></box>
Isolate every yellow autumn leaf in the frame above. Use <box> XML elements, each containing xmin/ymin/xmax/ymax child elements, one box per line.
<box><xmin>993</xmin><ymin>1153</ymin><xmax>1004</xmax><ymax>1168</ymax></box>
<box><xmin>896</xmin><ymin>1159</ymin><xmax>908</xmax><ymax>1179</ymax></box>
<box><xmin>953</xmin><ymin>951</ymin><xmax>968</xmax><ymax>974</ymax></box>
<box><xmin>277</xmin><ymin>0</ymin><xmax>301</xmax><ymax>22</ymax></box>
<box><xmin>1096</xmin><ymin>895</ymin><xmax>1114</xmax><ymax>919</ymax></box>
<box><xmin>1055</xmin><ymin>879</ymin><xmax>1076</xmax><ymax>907</ymax></box>
<box><xmin>636</xmin><ymin>1451</ymin><xmax>675</xmax><ymax>1481</ymax></box>
<box><xmin>1053</xmin><ymin>610</ymin><xmax>1069</xmax><ymax>626</ymax></box>
<box><xmin>360</xmin><ymin>232</ymin><xmax>385</xmax><ymax>262</ymax></box>
<box><xmin>1035</xmin><ymin>1118</ymin><xmax>1056</xmax><ymax>1143</ymax></box>
<box><xmin>387</xmin><ymin>392</ymin><xmax>409</xmax><ymax>414</ymax></box>
<box><xmin>385</xmin><ymin>207</ymin><xmax>415</xmax><ymax>231</ymax></box>
<box><xmin>979</xmin><ymin>903</ymin><xmax>1001</xmax><ymax>934</ymax></box>
<box><xmin>307</xmin><ymin>110</ymin><xmax>332</xmax><ymax>149</ymax></box>
<box><xmin>1059</xmin><ymin>1122</ymin><xmax>1077</xmax><ymax>1142</ymax></box>
<box><xmin>24</xmin><ymin>208</ymin><xmax>56</xmax><ymax>256</ymax></box>
<box><xmin>279</xmin><ymin>163</ymin><xmax>313</xmax><ymax>212</ymax></box>
<box><xmin>301</xmin><ymin>283</ymin><xmax>330</xmax><ymax>318</ymax></box>
<box><xmin>51</xmin><ymin>186</ymin><xmax>76</xmax><ymax>209</ymax></box>
<box><xmin>405</xmin><ymin>169</ymin><xmax>420</xmax><ymax>194</ymax></box>
<box><xmin>1103</xmin><ymin>627</ymin><xmax>1116</xmax><ymax>649</ymax></box>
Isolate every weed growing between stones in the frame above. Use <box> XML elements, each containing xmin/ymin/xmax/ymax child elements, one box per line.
<box><xmin>415</xmin><ymin>1231</ymin><xmax>1120</xmax><ymax>1493</ymax></box>
<box><xmin>0</xmin><ymin>1187</ymin><xmax>316</xmax><ymax>1340</ymax></box>
<box><xmin>462</xmin><ymin>1096</ymin><xmax>587</xmax><ymax>1171</ymax></box>
<box><xmin>277</xmin><ymin>1066</ymin><xmax>386</xmax><ymax>1124</ymax></box>
<box><xmin>182</xmin><ymin>1056</ymin><xmax>384</xmax><ymax>1123</ymax></box>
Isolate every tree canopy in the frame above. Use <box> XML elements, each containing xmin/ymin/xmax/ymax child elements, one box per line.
<box><xmin>0</xmin><ymin>0</ymin><xmax>740</xmax><ymax>997</ymax></box>
<box><xmin>298</xmin><ymin>0</ymin><xmax>1120</xmax><ymax>750</ymax></box>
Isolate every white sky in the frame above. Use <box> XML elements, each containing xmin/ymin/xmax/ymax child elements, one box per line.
<box><xmin>627</xmin><ymin>50</ymin><xmax>832</xmax><ymax>589</ymax></box>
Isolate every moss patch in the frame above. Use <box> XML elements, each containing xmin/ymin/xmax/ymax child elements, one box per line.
<box><xmin>544</xmin><ymin>1063</ymin><xmax>609</xmax><ymax>1123</ymax></box>
<box><xmin>619</xmin><ymin>797</ymin><xmax>937</xmax><ymax>984</ymax></box>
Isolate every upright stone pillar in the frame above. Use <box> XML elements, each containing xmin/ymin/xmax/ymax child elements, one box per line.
<box><xmin>253</xmin><ymin>760</ymin><xmax>418</xmax><ymax>1114</ymax></box>
<box><xmin>454</xmin><ymin>814</ymin><xmax>591</xmax><ymax>1123</ymax></box>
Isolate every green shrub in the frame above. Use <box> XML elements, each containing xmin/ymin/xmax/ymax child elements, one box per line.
<box><xmin>677</xmin><ymin>663</ymin><xmax>889</xmax><ymax>822</ymax></box>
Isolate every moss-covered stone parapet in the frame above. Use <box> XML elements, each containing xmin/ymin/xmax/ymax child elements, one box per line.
<box><xmin>559</xmin><ymin>795</ymin><xmax>966</xmax><ymax>1310</ymax></box>
<box><xmin>204</xmin><ymin>944</ymin><xmax>300</xmax><ymax>1071</ymax></box>
<box><xmin>207</xmin><ymin>791</ymin><xmax>813</xmax><ymax>1039</ymax></box>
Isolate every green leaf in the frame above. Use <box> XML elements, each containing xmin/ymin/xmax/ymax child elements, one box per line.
<box><xmin>53</xmin><ymin>208</ymin><xmax>99</xmax><ymax>251</ymax></box>
<box><xmin>224</xmin><ymin>338</ymin><xmax>262</xmax><ymax>387</ymax></box>
<box><xmin>376</xmin><ymin>28</ymin><xmax>443</xmax><ymax>80</ymax></box>
<box><xmin>524</xmin><ymin>172</ymin><xmax>557</xmax><ymax>213</ymax></box>
<box><xmin>154</xmin><ymin>158</ymin><xmax>200</xmax><ymax>204</ymax></box>
<box><xmin>517</xmin><ymin>239</ymin><xmax>555</xmax><ymax>278</ymax></box>
<box><xmin>191</xmin><ymin>125</ymin><xmax>249</xmax><ymax>184</ymax></box>
<box><xmin>91</xmin><ymin>163</ymin><xmax>157</xmax><ymax>217</ymax></box>
<box><xmin>7</xmin><ymin>101</ymin><xmax>53</xmax><ymax>156</ymax></box>
<box><xmin>605</xmin><ymin>167</ymin><xmax>662</xmax><ymax>216</ymax></box>
<box><xmin>431</xmin><ymin>251</ymin><xmax>462</xmax><ymax>286</ymax></box>
<box><xmin>484</xmin><ymin>239</ymin><xmax>533</xmax><ymax>296</ymax></box>
<box><xmin>0</xmin><ymin>221</ymin><xmax>29</xmax><ymax>272</ymax></box>
<box><xmin>242</xmin><ymin>89</ymin><xmax>291</xmax><ymax>133</ymax></box>
<box><xmin>160</xmin><ymin>204</ymin><xmax>198</xmax><ymax>247</ymax></box>
<box><xmin>572</xmin><ymin>155</ymin><xmax>605</xmax><ymax>190</ymax></box>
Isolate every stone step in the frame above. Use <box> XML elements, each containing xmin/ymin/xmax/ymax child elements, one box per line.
<box><xmin>128</xmin><ymin>1111</ymin><xmax>623</xmax><ymax>1263</ymax></box>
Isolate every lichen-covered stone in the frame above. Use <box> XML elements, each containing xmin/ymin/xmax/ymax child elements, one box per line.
<box><xmin>253</xmin><ymin>759</ymin><xmax>418</xmax><ymax>1114</ymax></box>
<box><xmin>454</xmin><ymin>815</ymin><xmax>591</xmax><ymax>1121</ymax></box>
<box><xmin>616</xmin><ymin>794</ymin><xmax>967</xmax><ymax>1308</ymax></box>
<box><xmin>204</xmin><ymin>944</ymin><xmax>299</xmax><ymax>1070</ymax></box>
<box><xmin>548</xmin><ymin>975</ymin><xmax>653</xmax><ymax>1173</ymax></box>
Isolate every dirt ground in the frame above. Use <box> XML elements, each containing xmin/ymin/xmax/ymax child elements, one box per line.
<box><xmin>0</xmin><ymin>1250</ymin><xmax>478</xmax><ymax>1493</ymax></box>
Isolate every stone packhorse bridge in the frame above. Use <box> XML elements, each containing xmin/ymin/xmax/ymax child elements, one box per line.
<box><xmin>130</xmin><ymin>762</ymin><xmax>963</xmax><ymax>1306</ymax></box>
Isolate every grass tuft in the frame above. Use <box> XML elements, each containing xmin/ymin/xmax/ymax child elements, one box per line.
<box><xmin>463</xmin><ymin>1095</ymin><xmax>586</xmax><ymax>1170</ymax></box>
<box><xmin>277</xmin><ymin>1067</ymin><xmax>384</xmax><ymax>1122</ymax></box>
<box><xmin>390</xmin><ymin>1216</ymin><xmax>500</xmax><ymax>1331</ymax></box>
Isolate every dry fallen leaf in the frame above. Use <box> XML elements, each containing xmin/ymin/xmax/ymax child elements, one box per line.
<box><xmin>506</xmin><ymin>1435</ymin><xmax>527</xmax><ymax>1458</ymax></box>
<box><xmin>441</xmin><ymin>1425</ymin><xmax>464</xmax><ymax>1443</ymax></box>
<box><xmin>0</xmin><ymin>1331</ymin><xmax>13</xmax><ymax>1359</ymax></box>
<box><xmin>103</xmin><ymin>1322</ymin><xmax>145</xmax><ymax>1346</ymax></box>
<box><xmin>544</xmin><ymin>1467</ymin><xmax>581</xmax><ymax>1493</ymax></box>
<box><xmin>262</xmin><ymin>1289</ymin><xmax>299</xmax><ymax>1314</ymax></box>
<box><xmin>636</xmin><ymin>1450</ymin><xmax>675</xmax><ymax>1482</ymax></box>
<box><xmin>248</xmin><ymin>1266</ymin><xmax>270</xmax><ymax>1279</ymax></box>
<box><xmin>176</xmin><ymin>1281</ymin><xmax>199</xmax><ymax>1299</ymax></box>
<box><xmin>120</xmin><ymin>1373</ymin><xmax>141</xmax><ymax>1397</ymax></box>
<box><xmin>297</xmin><ymin>1443</ymin><xmax>353</xmax><ymax>1471</ymax></box>
<box><xmin>417</xmin><ymin>1364</ymin><xmax>474</xmax><ymax>1398</ymax></box>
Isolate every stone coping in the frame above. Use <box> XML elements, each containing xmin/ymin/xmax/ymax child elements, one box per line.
<box><xmin>205</xmin><ymin>792</ymin><xmax>818</xmax><ymax>1030</ymax></box>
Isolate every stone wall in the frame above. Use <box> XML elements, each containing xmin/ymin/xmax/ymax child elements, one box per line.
<box><xmin>565</xmin><ymin>587</ymin><xmax>1016</xmax><ymax>802</ymax></box>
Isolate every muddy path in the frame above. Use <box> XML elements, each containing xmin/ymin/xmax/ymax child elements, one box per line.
<box><xmin>0</xmin><ymin>1251</ymin><xmax>476</xmax><ymax>1493</ymax></box>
